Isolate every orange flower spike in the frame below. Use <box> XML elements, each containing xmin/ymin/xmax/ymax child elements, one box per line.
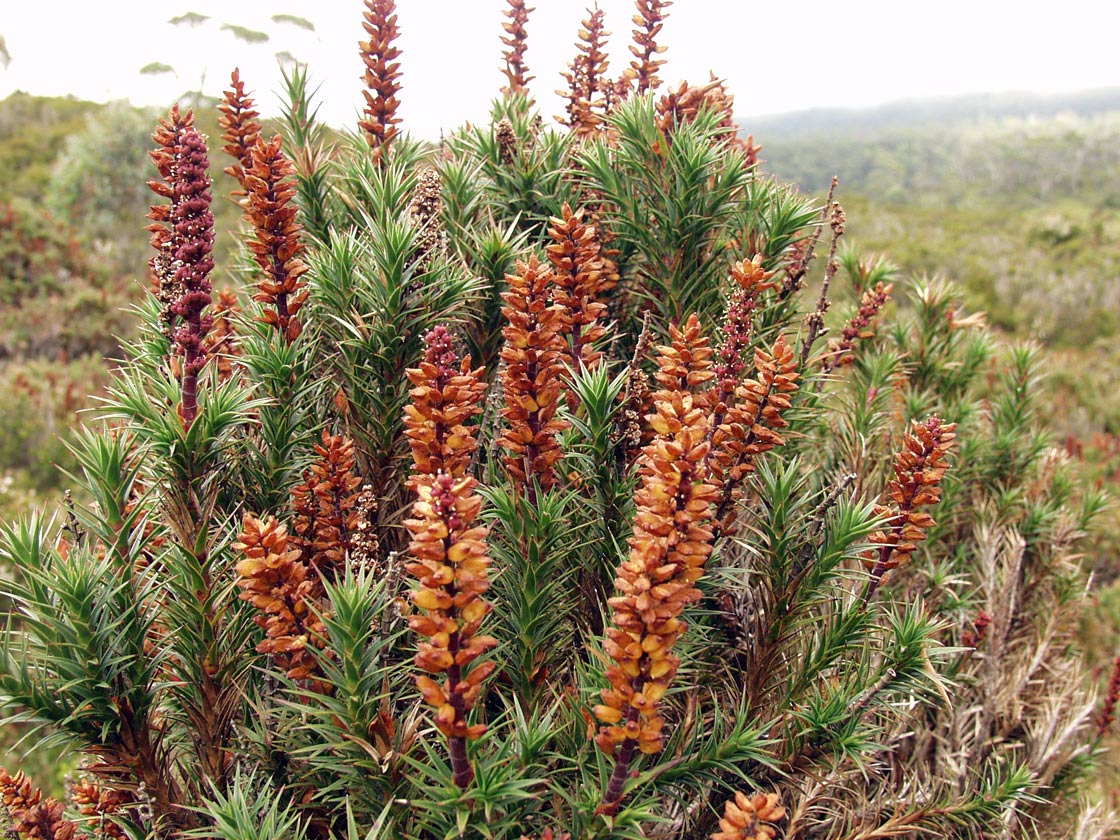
<box><xmin>234</xmin><ymin>514</ymin><xmax>329</xmax><ymax>687</ymax></box>
<box><xmin>557</xmin><ymin>7</ymin><xmax>611</xmax><ymax>136</ymax></box>
<box><xmin>403</xmin><ymin>329</ymin><xmax>495</xmax><ymax>788</ymax></box>
<box><xmin>863</xmin><ymin>416</ymin><xmax>957</xmax><ymax>599</ymax></box>
<box><xmin>498</xmin><ymin>254</ymin><xmax>569</xmax><ymax>491</ymax></box>
<box><xmin>709</xmin><ymin>334</ymin><xmax>800</xmax><ymax>533</ymax></box>
<box><xmin>403</xmin><ymin>325</ymin><xmax>487</xmax><ymax>484</ymax></box>
<box><xmin>652</xmin><ymin>313</ymin><xmax>715</xmax><ymax>408</ymax></box>
<box><xmin>405</xmin><ymin>472</ymin><xmax>497</xmax><ymax>789</ymax></box>
<box><xmin>711</xmin><ymin>256</ymin><xmax>777</xmax><ymax>418</ymax></box>
<box><xmin>625</xmin><ymin>0</ymin><xmax>671</xmax><ymax>96</ymax></box>
<box><xmin>546</xmin><ymin>204</ymin><xmax>608</xmax><ymax>380</ymax></box>
<box><xmin>499</xmin><ymin>0</ymin><xmax>535</xmax><ymax>96</ymax></box>
<box><xmin>358</xmin><ymin>0</ymin><xmax>402</xmax><ymax>164</ymax></box>
<box><xmin>217</xmin><ymin>68</ymin><xmax>260</xmax><ymax>196</ymax></box>
<box><xmin>596</xmin><ymin>315</ymin><xmax>720</xmax><ymax>816</ymax></box>
<box><xmin>711</xmin><ymin>791</ymin><xmax>786</xmax><ymax>840</ymax></box>
<box><xmin>243</xmin><ymin>134</ymin><xmax>309</xmax><ymax>344</ymax></box>
<box><xmin>0</xmin><ymin>767</ymin><xmax>78</xmax><ymax>840</ymax></box>
<box><xmin>289</xmin><ymin>432</ymin><xmax>365</xmax><ymax>578</ymax></box>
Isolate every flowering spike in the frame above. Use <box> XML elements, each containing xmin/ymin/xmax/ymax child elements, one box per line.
<box><xmin>290</xmin><ymin>432</ymin><xmax>365</xmax><ymax>578</ymax></box>
<box><xmin>217</xmin><ymin>68</ymin><xmax>261</xmax><ymax>196</ymax></box>
<box><xmin>546</xmin><ymin>204</ymin><xmax>608</xmax><ymax>380</ymax></box>
<box><xmin>557</xmin><ymin>7</ymin><xmax>611</xmax><ymax>136</ymax></box>
<box><xmin>70</xmin><ymin>780</ymin><xmax>131</xmax><ymax>840</ymax></box>
<box><xmin>147</xmin><ymin>105</ymin><xmax>214</xmax><ymax>428</ymax></box>
<box><xmin>624</xmin><ymin>0</ymin><xmax>671</xmax><ymax>96</ymax></box>
<box><xmin>403</xmin><ymin>327</ymin><xmax>494</xmax><ymax>787</ymax></box>
<box><xmin>234</xmin><ymin>514</ymin><xmax>329</xmax><ymax>688</ymax></box>
<box><xmin>358</xmin><ymin>0</ymin><xmax>402</xmax><ymax>163</ymax></box>
<box><xmin>498</xmin><ymin>254</ymin><xmax>569</xmax><ymax>491</ymax></box>
<box><xmin>405</xmin><ymin>472</ymin><xmax>496</xmax><ymax>787</ymax></box>
<box><xmin>243</xmin><ymin>134</ymin><xmax>309</xmax><ymax>343</ymax></box>
<box><xmin>595</xmin><ymin>313</ymin><xmax>720</xmax><ymax>815</ymax></box>
<box><xmin>709</xmin><ymin>334</ymin><xmax>800</xmax><ymax>533</ymax></box>
<box><xmin>823</xmin><ymin>281</ymin><xmax>893</xmax><ymax>372</ymax></box>
<box><xmin>863</xmin><ymin>417</ymin><xmax>957</xmax><ymax>599</ymax></box>
<box><xmin>653</xmin><ymin>312</ymin><xmax>715</xmax><ymax>406</ymax></box>
<box><xmin>0</xmin><ymin>768</ymin><xmax>79</xmax><ymax>840</ymax></box>
<box><xmin>500</xmin><ymin>0</ymin><xmax>534</xmax><ymax>96</ymax></box>
<box><xmin>408</xmin><ymin>167</ymin><xmax>446</xmax><ymax>276</ymax></box>
<box><xmin>711</xmin><ymin>256</ymin><xmax>776</xmax><ymax>411</ymax></box>
<box><xmin>1096</xmin><ymin>653</ymin><xmax>1120</xmax><ymax>737</ymax></box>
<box><xmin>711</xmin><ymin>791</ymin><xmax>785</xmax><ymax>840</ymax></box>
<box><xmin>404</xmin><ymin>325</ymin><xmax>487</xmax><ymax>486</ymax></box>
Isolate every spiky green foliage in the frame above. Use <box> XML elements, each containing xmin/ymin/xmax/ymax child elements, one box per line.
<box><xmin>0</xmin><ymin>8</ymin><xmax>1110</xmax><ymax>840</ymax></box>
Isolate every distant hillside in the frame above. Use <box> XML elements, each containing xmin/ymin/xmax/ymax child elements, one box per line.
<box><xmin>0</xmin><ymin>92</ymin><xmax>104</xmax><ymax>202</ymax></box>
<box><xmin>745</xmin><ymin>89</ymin><xmax>1120</xmax><ymax>204</ymax></box>
<box><xmin>744</xmin><ymin>87</ymin><xmax>1120</xmax><ymax>139</ymax></box>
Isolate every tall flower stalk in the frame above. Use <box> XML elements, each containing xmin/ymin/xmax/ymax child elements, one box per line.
<box><xmin>217</xmin><ymin>68</ymin><xmax>260</xmax><ymax>196</ymax></box>
<box><xmin>500</xmin><ymin>0</ymin><xmax>534</xmax><ymax>96</ymax></box>
<box><xmin>235</xmin><ymin>513</ymin><xmax>329</xmax><ymax>687</ymax></box>
<box><xmin>594</xmin><ymin>314</ymin><xmax>720</xmax><ymax>816</ymax></box>
<box><xmin>709</xmin><ymin>336</ymin><xmax>800</xmax><ymax>533</ymax></box>
<box><xmin>146</xmin><ymin>105</ymin><xmax>214</xmax><ymax>428</ymax></box>
<box><xmin>403</xmin><ymin>327</ymin><xmax>495</xmax><ymax>788</ymax></box>
<box><xmin>498</xmin><ymin>254</ymin><xmax>569</xmax><ymax>494</ymax></box>
<box><xmin>822</xmin><ymin>281</ymin><xmax>893</xmax><ymax>373</ymax></box>
<box><xmin>358</xmin><ymin>0</ymin><xmax>403</xmax><ymax>163</ymax></box>
<box><xmin>625</xmin><ymin>0</ymin><xmax>671</xmax><ymax>95</ymax></box>
<box><xmin>243</xmin><ymin>134</ymin><xmax>309</xmax><ymax>343</ymax></box>
<box><xmin>558</xmin><ymin>7</ymin><xmax>611</xmax><ymax>137</ymax></box>
<box><xmin>863</xmin><ymin>416</ymin><xmax>957</xmax><ymax>600</ymax></box>
<box><xmin>546</xmin><ymin>203</ymin><xmax>608</xmax><ymax>379</ymax></box>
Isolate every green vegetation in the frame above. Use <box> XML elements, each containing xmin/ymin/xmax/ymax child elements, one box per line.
<box><xmin>0</xmin><ymin>5</ymin><xmax>1117</xmax><ymax>837</ymax></box>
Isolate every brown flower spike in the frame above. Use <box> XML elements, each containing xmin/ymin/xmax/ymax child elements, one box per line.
<box><xmin>1096</xmin><ymin>653</ymin><xmax>1120</xmax><ymax>736</ymax></box>
<box><xmin>234</xmin><ymin>514</ymin><xmax>329</xmax><ymax>687</ymax></box>
<box><xmin>709</xmin><ymin>335</ymin><xmax>800</xmax><ymax>533</ymax></box>
<box><xmin>403</xmin><ymin>325</ymin><xmax>487</xmax><ymax>485</ymax></box>
<box><xmin>595</xmin><ymin>314</ymin><xmax>720</xmax><ymax>815</ymax></box>
<box><xmin>863</xmin><ymin>416</ymin><xmax>957</xmax><ymax>599</ymax></box>
<box><xmin>558</xmin><ymin>8</ymin><xmax>611</xmax><ymax>137</ymax></box>
<box><xmin>290</xmin><ymin>432</ymin><xmax>365</xmax><ymax>579</ymax></box>
<box><xmin>408</xmin><ymin>167</ymin><xmax>446</xmax><ymax>276</ymax></box>
<box><xmin>625</xmin><ymin>0</ymin><xmax>671</xmax><ymax>95</ymax></box>
<box><xmin>823</xmin><ymin>281</ymin><xmax>893</xmax><ymax>373</ymax></box>
<box><xmin>500</xmin><ymin>0</ymin><xmax>534</xmax><ymax>96</ymax></box>
<box><xmin>499</xmin><ymin>254</ymin><xmax>569</xmax><ymax>492</ymax></box>
<box><xmin>711</xmin><ymin>791</ymin><xmax>785</xmax><ymax>840</ymax></box>
<box><xmin>546</xmin><ymin>203</ymin><xmax>608</xmax><ymax>379</ymax></box>
<box><xmin>711</xmin><ymin>256</ymin><xmax>776</xmax><ymax>418</ymax></box>
<box><xmin>147</xmin><ymin>105</ymin><xmax>214</xmax><ymax>428</ymax></box>
<box><xmin>0</xmin><ymin>768</ymin><xmax>78</xmax><ymax>840</ymax></box>
<box><xmin>404</xmin><ymin>326</ymin><xmax>496</xmax><ymax>789</ymax></box>
<box><xmin>217</xmin><ymin>68</ymin><xmax>261</xmax><ymax>196</ymax></box>
<box><xmin>358</xmin><ymin>0</ymin><xmax>402</xmax><ymax>163</ymax></box>
<box><xmin>243</xmin><ymin>134</ymin><xmax>309</xmax><ymax>343</ymax></box>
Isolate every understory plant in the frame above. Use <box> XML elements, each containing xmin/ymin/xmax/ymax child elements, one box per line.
<box><xmin>0</xmin><ymin>2</ymin><xmax>1113</xmax><ymax>839</ymax></box>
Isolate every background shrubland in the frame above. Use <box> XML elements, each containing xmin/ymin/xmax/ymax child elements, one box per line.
<box><xmin>0</xmin><ymin>2</ymin><xmax>1117</xmax><ymax>838</ymax></box>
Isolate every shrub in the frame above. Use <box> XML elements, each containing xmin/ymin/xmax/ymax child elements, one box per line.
<box><xmin>0</xmin><ymin>3</ymin><xmax>1112</xmax><ymax>839</ymax></box>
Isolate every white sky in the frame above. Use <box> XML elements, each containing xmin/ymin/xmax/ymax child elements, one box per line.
<box><xmin>2</xmin><ymin>1</ymin><xmax>1119</xmax><ymax>139</ymax></box>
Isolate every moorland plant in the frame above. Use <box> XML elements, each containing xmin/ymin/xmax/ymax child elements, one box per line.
<box><xmin>0</xmin><ymin>2</ymin><xmax>1113</xmax><ymax>839</ymax></box>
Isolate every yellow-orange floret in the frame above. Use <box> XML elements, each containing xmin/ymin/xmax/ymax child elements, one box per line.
<box><xmin>711</xmin><ymin>791</ymin><xmax>785</xmax><ymax>840</ymax></box>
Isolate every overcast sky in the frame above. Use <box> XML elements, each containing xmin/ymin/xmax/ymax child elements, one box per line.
<box><xmin>2</xmin><ymin>1</ymin><xmax>1119</xmax><ymax>139</ymax></box>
